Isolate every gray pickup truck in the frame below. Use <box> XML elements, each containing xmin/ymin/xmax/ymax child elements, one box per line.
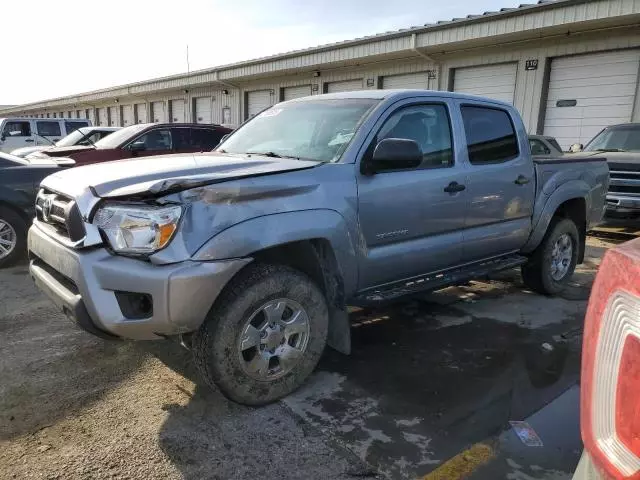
<box><xmin>28</xmin><ymin>90</ymin><xmax>608</xmax><ymax>405</ymax></box>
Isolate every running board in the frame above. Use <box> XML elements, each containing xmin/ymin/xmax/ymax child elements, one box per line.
<box><xmin>354</xmin><ymin>254</ymin><xmax>528</xmax><ymax>304</ymax></box>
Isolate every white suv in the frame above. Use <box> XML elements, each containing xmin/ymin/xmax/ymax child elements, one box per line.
<box><xmin>0</xmin><ymin>117</ymin><xmax>91</xmax><ymax>153</ymax></box>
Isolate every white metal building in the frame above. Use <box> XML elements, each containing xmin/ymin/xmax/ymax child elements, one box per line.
<box><xmin>2</xmin><ymin>0</ymin><xmax>639</xmax><ymax>149</ymax></box>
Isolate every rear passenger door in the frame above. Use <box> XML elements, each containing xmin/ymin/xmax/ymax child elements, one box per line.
<box><xmin>458</xmin><ymin>103</ymin><xmax>535</xmax><ymax>263</ymax></box>
<box><xmin>356</xmin><ymin>99</ymin><xmax>467</xmax><ymax>288</ymax></box>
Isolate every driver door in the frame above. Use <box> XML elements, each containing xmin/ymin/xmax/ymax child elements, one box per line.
<box><xmin>356</xmin><ymin>99</ymin><xmax>468</xmax><ymax>289</ymax></box>
<box><xmin>0</xmin><ymin>120</ymin><xmax>34</xmax><ymax>153</ymax></box>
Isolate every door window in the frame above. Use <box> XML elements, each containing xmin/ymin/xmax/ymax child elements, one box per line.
<box><xmin>36</xmin><ymin>121</ymin><xmax>62</xmax><ymax>137</ymax></box>
<box><xmin>2</xmin><ymin>121</ymin><xmax>31</xmax><ymax>136</ymax></box>
<box><xmin>130</xmin><ymin>129</ymin><xmax>172</xmax><ymax>151</ymax></box>
<box><xmin>461</xmin><ymin>106</ymin><xmax>519</xmax><ymax>164</ymax></box>
<box><xmin>170</xmin><ymin>128</ymin><xmax>191</xmax><ymax>150</ymax></box>
<box><xmin>375</xmin><ymin>104</ymin><xmax>453</xmax><ymax>169</ymax></box>
<box><xmin>529</xmin><ymin>138</ymin><xmax>550</xmax><ymax>156</ymax></box>
<box><xmin>191</xmin><ymin>128</ymin><xmax>224</xmax><ymax>150</ymax></box>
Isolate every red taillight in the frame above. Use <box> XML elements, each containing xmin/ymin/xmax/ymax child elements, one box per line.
<box><xmin>582</xmin><ymin>238</ymin><xmax>640</xmax><ymax>480</ymax></box>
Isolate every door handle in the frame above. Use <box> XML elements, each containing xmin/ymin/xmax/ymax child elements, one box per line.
<box><xmin>515</xmin><ymin>175</ymin><xmax>530</xmax><ymax>185</ymax></box>
<box><xmin>444</xmin><ymin>181</ymin><xmax>466</xmax><ymax>193</ymax></box>
<box><xmin>25</xmin><ymin>138</ymin><xmax>34</xmax><ymax>143</ymax></box>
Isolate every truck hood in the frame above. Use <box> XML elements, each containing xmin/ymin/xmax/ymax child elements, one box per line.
<box><xmin>42</xmin><ymin>145</ymin><xmax>95</xmax><ymax>157</ymax></box>
<box><xmin>41</xmin><ymin>152</ymin><xmax>320</xmax><ymax>198</ymax></box>
<box><xmin>10</xmin><ymin>146</ymin><xmax>47</xmax><ymax>157</ymax></box>
<box><xmin>566</xmin><ymin>150</ymin><xmax>640</xmax><ymax>168</ymax></box>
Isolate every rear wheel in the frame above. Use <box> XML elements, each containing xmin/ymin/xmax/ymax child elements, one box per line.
<box><xmin>521</xmin><ymin>217</ymin><xmax>579</xmax><ymax>295</ymax></box>
<box><xmin>192</xmin><ymin>263</ymin><xmax>328</xmax><ymax>405</ymax></box>
<box><xmin>0</xmin><ymin>207</ymin><xmax>26</xmax><ymax>269</ymax></box>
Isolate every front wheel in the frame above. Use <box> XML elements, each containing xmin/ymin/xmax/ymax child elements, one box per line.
<box><xmin>192</xmin><ymin>263</ymin><xmax>328</xmax><ymax>406</ymax></box>
<box><xmin>521</xmin><ymin>217</ymin><xmax>580</xmax><ymax>295</ymax></box>
<box><xmin>0</xmin><ymin>207</ymin><xmax>26</xmax><ymax>269</ymax></box>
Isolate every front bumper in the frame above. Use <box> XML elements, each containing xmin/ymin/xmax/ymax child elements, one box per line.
<box><xmin>28</xmin><ymin>223</ymin><xmax>250</xmax><ymax>340</ymax></box>
<box><xmin>606</xmin><ymin>194</ymin><xmax>640</xmax><ymax>214</ymax></box>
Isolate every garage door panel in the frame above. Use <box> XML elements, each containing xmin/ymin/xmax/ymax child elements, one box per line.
<box><xmin>326</xmin><ymin>79</ymin><xmax>363</xmax><ymax>93</ymax></box>
<box><xmin>195</xmin><ymin>97</ymin><xmax>212</xmax><ymax>124</ymax></box>
<box><xmin>170</xmin><ymin>100</ymin><xmax>186</xmax><ymax>123</ymax></box>
<box><xmin>283</xmin><ymin>85</ymin><xmax>311</xmax><ymax>100</ymax></box>
<box><xmin>121</xmin><ymin>105</ymin><xmax>134</xmax><ymax>126</ymax></box>
<box><xmin>382</xmin><ymin>72</ymin><xmax>430</xmax><ymax>90</ymax></box>
<box><xmin>543</xmin><ymin>49</ymin><xmax>640</xmax><ymax>149</ymax></box>
<box><xmin>152</xmin><ymin>102</ymin><xmax>166</xmax><ymax>123</ymax></box>
<box><xmin>247</xmin><ymin>90</ymin><xmax>273</xmax><ymax>118</ymax></box>
<box><xmin>453</xmin><ymin>63</ymin><xmax>517</xmax><ymax>104</ymax></box>
<box><xmin>135</xmin><ymin>104</ymin><xmax>148</xmax><ymax>123</ymax></box>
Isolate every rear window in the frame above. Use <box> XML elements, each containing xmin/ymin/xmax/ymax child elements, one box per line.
<box><xmin>192</xmin><ymin>128</ymin><xmax>224</xmax><ymax>150</ymax></box>
<box><xmin>36</xmin><ymin>121</ymin><xmax>61</xmax><ymax>137</ymax></box>
<box><xmin>461</xmin><ymin>106</ymin><xmax>519</xmax><ymax>164</ymax></box>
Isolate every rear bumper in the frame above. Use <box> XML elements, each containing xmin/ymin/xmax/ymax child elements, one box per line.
<box><xmin>606</xmin><ymin>194</ymin><xmax>640</xmax><ymax>213</ymax></box>
<box><xmin>28</xmin><ymin>223</ymin><xmax>250</xmax><ymax>340</ymax></box>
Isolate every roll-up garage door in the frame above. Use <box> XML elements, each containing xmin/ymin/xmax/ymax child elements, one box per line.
<box><xmin>453</xmin><ymin>63</ymin><xmax>517</xmax><ymax>103</ymax></box>
<box><xmin>543</xmin><ymin>50</ymin><xmax>640</xmax><ymax>149</ymax></box>
<box><xmin>170</xmin><ymin>99</ymin><xmax>186</xmax><ymax>123</ymax></box>
<box><xmin>326</xmin><ymin>79</ymin><xmax>363</xmax><ymax>93</ymax></box>
<box><xmin>108</xmin><ymin>106</ymin><xmax>118</xmax><ymax>126</ymax></box>
<box><xmin>246</xmin><ymin>90</ymin><xmax>273</xmax><ymax>119</ymax></box>
<box><xmin>96</xmin><ymin>108</ymin><xmax>107</xmax><ymax>126</ymax></box>
<box><xmin>283</xmin><ymin>85</ymin><xmax>312</xmax><ymax>101</ymax></box>
<box><xmin>151</xmin><ymin>102</ymin><xmax>166</xmax><ymax>123</ymax></box>
<box><xmin>195</xmin><ymin>97</ymin><xmax>212</xmax><ymax>123</ymax></box>
<box><xmin>121</xmin><ymin>105</ymin><xmax>134</xmax><ymax>126</ymax></box>
<box><xmin>382</xmin><ymin>72</ymin><xmax>430</xmax><ymax>90</ymax></box>
<box><xmin>135</xmin><ymin>104</ymin><xmax>148</xmax><ymax>124</ymax></box>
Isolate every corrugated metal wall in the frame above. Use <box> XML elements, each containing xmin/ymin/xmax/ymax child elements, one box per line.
<box><xmin>15</xmin><ymin>27</ymin><xmax>640</xmax><ymax>132</ymax></box>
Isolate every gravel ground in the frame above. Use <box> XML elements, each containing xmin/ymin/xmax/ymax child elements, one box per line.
<box><xmin>0</xmin><ymin>233</ymin><xmax>623</xmax><ymax>479</ymax></box>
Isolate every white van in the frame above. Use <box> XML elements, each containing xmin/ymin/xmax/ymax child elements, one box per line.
<box><xmin>0</xmin><ymin>117</ymin><xmax>92</xmax><ymax>153</ymax></box>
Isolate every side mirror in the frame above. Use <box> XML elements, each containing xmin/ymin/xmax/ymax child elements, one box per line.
<box><xmin>0</xmin><ymin>135</ymin><xmax>5</xmax><ymax>142</ymax></box>
<box><xmin>219</xmin><ymin>133</ymin><xmax>230</xmax><ymax>144</ymax></box>
<box><xmin>365</xmin><ymin>138</ymin><xmax>422</xmax><ymax>174</ymax></box>
<box><xmin>569</xmin><ymin>143</ymin><xmax>583</xmax><ymax>153</ymax></box>
<box><xmin>129</xmin><ymin>142</ymin><xmax>146</xmax><ymax>152</ymax></box>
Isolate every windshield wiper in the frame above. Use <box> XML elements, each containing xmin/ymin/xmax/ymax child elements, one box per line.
<box><xmin>246</xmin><ymin>151</ymin><xmax>283</xmax><ymax>158</ymax></box>
<box><xmin>593</xmin><ymin>148</ymin><xmax>626</xmax><ymax>152</ymax></box>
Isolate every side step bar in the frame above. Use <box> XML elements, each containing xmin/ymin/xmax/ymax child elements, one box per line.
<box><xmin>354</xmin><ymin>254</ymin><xmax>528</xmax><ymax>304</ymax></box>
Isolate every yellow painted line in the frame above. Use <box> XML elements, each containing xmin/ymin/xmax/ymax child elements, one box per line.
<box><xmin>419</xmin><ymin>442</ymin><xmax>495</xmax><ymax>480</ymax></box>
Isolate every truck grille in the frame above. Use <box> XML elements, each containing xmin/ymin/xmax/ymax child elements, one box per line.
<box><xmin>609</xmin><ymin>170</ymin><xmax>640</xmax><ymax>197</ymax></box>
<box><xmin>35</xmin><ymin>189</ymin><xmax>86</xmax><ymax>242</ymax></box>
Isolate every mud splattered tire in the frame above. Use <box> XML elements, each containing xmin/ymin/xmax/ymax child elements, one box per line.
<box><xmin>192</xmin><ymin>263</ymin><xmax>328</xmax><ymax>406</ymax></box>
<box><xmin>521</xmin><ymin>217</ymin><xmax>579</xmax><ymax>295</ymax></box>
<box><xmin>0</xmin><ymin>207</ymin><xmax>26</xmax><ymax>269</ymax></box>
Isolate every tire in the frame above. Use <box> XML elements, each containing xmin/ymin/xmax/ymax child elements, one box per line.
<box><xmin>192</xmin><ymin>263</ymin><xmax>329</xmax><ymax>406</ymax></box>
<box><xmin>0</xmin><ymin>207</ymin><xmax>27</xmax><ymax>269</ymax></box>
<box><xmin>521</xmin><ymin>217</ymin><xmax>580</xmax><ymax>295</ymax></box>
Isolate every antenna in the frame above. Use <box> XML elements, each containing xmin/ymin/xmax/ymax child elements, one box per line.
<box><xmin>186</xmin><ymin>44</ymin><xmax>190</xmax><ymax>74</ymax></box>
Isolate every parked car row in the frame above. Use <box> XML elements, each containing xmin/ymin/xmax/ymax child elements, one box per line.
<box><xmin>11</xmin><ymin>126</ymin><xmax>120</xmax><ymax>158</ymax></box>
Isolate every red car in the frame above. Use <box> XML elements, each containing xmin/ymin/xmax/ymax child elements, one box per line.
<box><xmin>574</xmin><ymin>237</ymin><xmax>640</xmax><ymax>479</ymax></box>
<box><xmin>40</xmin><ymin>123</ymin><xmax>232</xmax><ymax>165</ymax></box>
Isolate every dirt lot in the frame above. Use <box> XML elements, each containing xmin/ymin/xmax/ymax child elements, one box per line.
<box><xmin>0</xmin><ymin>231</ymin><xmax>629</xmax><ymax>480</ymax></box>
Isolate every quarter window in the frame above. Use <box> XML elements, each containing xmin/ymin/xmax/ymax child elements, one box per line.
<box><xmin>2</xmin><ymin>121</ymin><xmax>31</xmax><ymax>136</ymax></box>
<box><xmin>65</xmin><ymin>121</ymin><xmax>89</xmax><ymax>134</ymax></box>
<box><xmin>461</xmin><ymin>106</ymin><xmax>519</xmax><ymax>164</ymax></box>
<box><xmin>36</xmin><ymin>121</ymin><xmax>62</xmax><ymax>137</ymax></box>
<box><xmin>376</xmin><ymin>104</ymin><xmax>454</xmax><ymax>169</ymax></box>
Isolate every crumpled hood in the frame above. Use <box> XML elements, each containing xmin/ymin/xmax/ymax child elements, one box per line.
<box><xmin>41</xmin><ymin>152</ymin><xmax>319</xmax><ymax>198</ymax></box>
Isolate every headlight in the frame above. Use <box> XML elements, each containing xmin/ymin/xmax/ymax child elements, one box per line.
<box><xmin>93</xmin><ymin>204</ymin><xmax>182</xmax><ymax>254</ymax></box>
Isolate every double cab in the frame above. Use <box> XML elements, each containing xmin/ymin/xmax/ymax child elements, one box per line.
<box><xmin>28</xmin><ymin>90</ymin><xmax>609</xmax><ymax>405</ymax></box>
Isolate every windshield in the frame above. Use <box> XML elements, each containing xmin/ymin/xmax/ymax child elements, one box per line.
<box><xmin>55</xmin><ymin>129</ymin><xmax>87</xmax><ymax>147</ymax></box>
<box><xmin>584</xmin><ymin>125</ymin><xmax>640</xmax><ymax>152</ymax></box>
<box><xmin>218</xmin><ymin>99</ymin><xmax>378</xmax><ymax>162</ymax></box>
<box><xmin>94</xmin><ymin>124</ymin><xmax>149</xmax><ymax>149</ymax></box>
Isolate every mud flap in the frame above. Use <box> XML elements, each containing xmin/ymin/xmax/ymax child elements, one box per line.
<box><xmin>327</xmin><ymin>306</ymin><xmax>351</xmax><ymax>355</ymax></box>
